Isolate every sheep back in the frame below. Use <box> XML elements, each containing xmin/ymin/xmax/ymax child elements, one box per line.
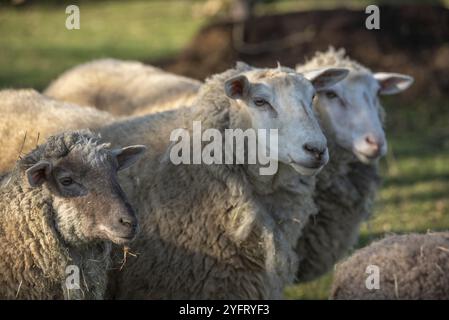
<box><xmin>0</xmin><ymin>89</ymin><xmax>114</xmax><ymax>174</ymax></box>
<box><xmin>44</xmin><ymin>59</ymin><xmax>201</xmax><ymax>116</ymax></box>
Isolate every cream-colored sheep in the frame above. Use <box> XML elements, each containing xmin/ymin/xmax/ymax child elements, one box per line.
<box><xmin>331</xmin><ymin>232</ymin><xmax>449</xmax><ymax>300</ymax></box>
<box><xmin>0</xmin><ymin>89</ymin><xmax>114</xmax><ymax>174</ymax></box>
<box><xmin>44</xmin><ymin>59</ymin><xmax>201</xmax><ymax>116</ymax></box>
<box><xmin>100</xmin><ymin>63</ymin><xmax>347</xmax><ymax>299</ymax></box>
<box><xmin>294</xmin><ymin>48</ymin><xmax>413</xmax><ymax>282</ymax></box>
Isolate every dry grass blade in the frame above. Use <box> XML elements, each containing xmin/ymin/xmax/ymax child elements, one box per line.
<box><xmin>120</xmin><ymin>246</ymin><xmax>138</xmax><ymax>271</ymax></box>
<box><xmin>15</xmin><ymin>280</ymin><xmax>22</xmax><ymax>298</ymax></box>
<box><xmin>437</xmin><ymin>246</ymin><xmax>449</xmax><ymax>253</ymax></box>
<box><xmin>35</xmin><ymin>132</ymin><xmax>40</xmax><ymax>148</ymax></box>
<box><xmin>393</xmin><ymin>274</ymin><xmax>399</xmax><ymax>299</ymax></box>
<box><xmin>17</xmin><ymin>131</ymin><xmax>27</xmax><ymax>160</ymax></box>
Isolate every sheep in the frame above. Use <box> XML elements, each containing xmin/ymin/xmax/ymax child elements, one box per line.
<box><xmin>97</xmin><ymin>62</ymin><xmax>348</xmax><ymax>299</ymax></box>
<box><xmin>293</xmin><ymin>48</ymin><xmax>414</xmax><ymax>283</ymax></box>
<box><xmin>0</xmin><ymin>130</ymin><xmax>146</xmax><ymax>299</ymax></box>
<box><xmin>44</xmin><ymin>59</ymin><xmax>201</xmax><ymax>116</ymax></box>
<box><xmin>330</xmin><ymin>232</ymin><xmax>449</xmax><ymax>300</ymax></box>
<box><xmin>0</xmin><ymin>89</ymin><xmax>115</xmax><ymax>174</ymax></box>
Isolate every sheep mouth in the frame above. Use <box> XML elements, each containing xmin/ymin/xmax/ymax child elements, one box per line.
<box><xmin>112</xmin><ymin>235</ymin><xmax>135</xmax><ymax>244</ymax></box>
<box><xmin>289</xmin><ymin>161</ymin><xmax>324</xmax><ymax>176</ymax></box>
<box><xmin>299</xmin><ymin>161</ymin><xmax>326</xmax><ymax>169</ymax></box>
<box><xmin>108</xmin><ymin>234</ymin><xmax>136</xmax><ymax>245</ymax></box>
<box><xmin>353</xmin><ymin>149</ymin><xmax>382</xmax><ymax>163</ymax></box>
<box><xmin>98</xmin><ymin>228</ymin><xmax>137</xmax><ymax>244</ymax></box>
<box><xmin>287</xmin><ymin>154</ymin><xmax>326</xmax><ymax>168</ymax></box>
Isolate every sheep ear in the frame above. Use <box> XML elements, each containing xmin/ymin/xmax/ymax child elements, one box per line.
<box><xmin>224</xmin><ymin>75</ymin><xmax>250</xmax><ymax>100</ymax></box>
<box><xmin>374</xmin><ymin>72</ymin><xmax>414</xmax><ymax>95</ymax></box>
<box><xmin>113</xmin><ymin>145</ymin><xmax>147</xmax><ymax>171</ymax></box>
<box><xmin>235</xmin><ymin>61</ymin><xmax>252</xmax><ymax>71</ymax></box>
<box><xmin>303</xmin><ymin>67</ymin><xmax>349</xmax><ymax>91</ymax></box>
<box><xmin>26</xmin><ymin>161</ymin><xmax>52</xmax><ymax>188</ymax></box>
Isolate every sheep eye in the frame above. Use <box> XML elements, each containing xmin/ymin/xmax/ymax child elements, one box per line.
<box><xmin>60</xmin><ymin>177</ymin><xmax>74</xmax><ymax>186</ymax></box>
<box><xmin>253</xmin><ymin>98</ymin><xmax>267</xmax><ymax>107</ymax></box>
<box><xmin>325</xmin><ymin>91</ymin><xmax>338</xmax><ymax>99</ymax></box>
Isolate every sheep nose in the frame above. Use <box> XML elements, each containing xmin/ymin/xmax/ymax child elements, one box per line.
<box><xmin>303</xmin><ymin>143</ymin><xmax>326</xmax><ymax>160</ymax></box>
<box><xmin>364</xmin><ymin>135</ymin><xmax>383</xmax><ymax>151</ymax></box>
<box><xmin>118</xmin><ymin>213</ymin><xmax>137</xmax><ymax>230</ymax></box>
<box><xmin>119</xmin><ymin>217</ymin><xmax>133</xmax><ymax>227</ymax></box>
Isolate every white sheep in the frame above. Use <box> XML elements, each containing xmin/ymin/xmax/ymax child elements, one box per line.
<box><xmin>99</xmin><ymin>62</ymin><xmax>348</xmax><ymax>299</ymax></box>
<box><xmin>0</xmin><ymin>130</ymin><xmax>145</xmax><ymax>299</ymax></box>
<box><xmin>42</xmin><ymin>50</ymin><xmax>414</xmax><ymax>287</ymax></box>
<box><xmin>44</xmin><ymin>59</ymin><xmax>201</xmax><ymax>116</ymax></box>
<box><xmin>293</xmin><ymin>48</ymin><xmax>414</xmax><ymax>282</ymax></box>
<box><xmin>331</xmin><ymin>232</ymin><xmax>449</xmax><ymax>299</ymax></box>
<box><xmin>0</xmin><ymin>89</ymin><xmax>115</xmax><ymax>174</ymax></box>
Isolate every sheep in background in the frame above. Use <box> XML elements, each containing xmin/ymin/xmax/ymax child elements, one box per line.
<box><xmin>0</xmin><ymin>89</ymin><xmax>115</xmax><ymax>174</ymax></box>
<box><xmin>294</xmin><ymin>47</ymin><xmax>414</xmax><ymax>282</ymax></box>
<box><xmin>100</xmin><ymin>62</ymin><xmax>348</xmax><ymax>299</ymax></box>
<box><xmin>0</xmin><ymin>130</ymin><xmax>146</xmax><ymax>299</ymax></box>
<box><xmin>331</xmin><ymin>232</ymin><xmax>449</xmax><ymax>300</ymax></box>
<box><xmin>44</xmin><ymin>59</ymin><xmax>201</xmax><ymax>116</ymax></box>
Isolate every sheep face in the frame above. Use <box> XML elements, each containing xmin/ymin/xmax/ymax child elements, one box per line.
<box><xmin>224</xmin><ymin>67</ymin><xmax>348</xmax><ymax>176</ymax></box>
<box><xmin>311</xmin><ymin>70</ymin><xmax>413</xmax><ymax>164</ymax></box>
<box><xmin>25</xmin><ymin>141</ymin><xmax>146</xmax><ymax>246</ymax></box>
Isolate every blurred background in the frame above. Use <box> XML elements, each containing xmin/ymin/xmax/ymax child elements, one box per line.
<box><xmin>1</xmin><ymin>0</ymin><xmax>448</xmax><ymax>299</ymax></box>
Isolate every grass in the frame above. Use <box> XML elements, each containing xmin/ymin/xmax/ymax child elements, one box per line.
<box><xmin>1</xmin><ymin>0</ymin><xmax>448</xmax><ymax>300</ymax></box>
<box><xmin>256</xmin><ymin>0</ymin><xmax>449</xmax><ymax>15</ymax></box>
<box><xmin>2</xmin><ymin>0</ymin><xmax>448</xmax><ymax>90</ymax></box>
<box><xmin>0</xmin><ymin>0</ymin><xmax>206</xmax><ymax>90</ymax></box>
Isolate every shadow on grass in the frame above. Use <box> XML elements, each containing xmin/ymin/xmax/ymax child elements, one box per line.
<box><xmin>383</xmin><ymin>172</ymin><xmax>449</xmax><ymax>188</ymax></box>
<box><xmin>379</xmin><ymin>189</ymin><xmax>449</xmax><ymax>206</ymax></box>
<box><xmin>388</xmin><ymin>135</ymin><xmax>449</xmax><ymax>158</ymax></box>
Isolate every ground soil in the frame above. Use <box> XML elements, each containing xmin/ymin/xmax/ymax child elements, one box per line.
<box><xmin>153</xmin><ymin>5</ymin><xmax>449</xmax><ymax>100</ymax></box>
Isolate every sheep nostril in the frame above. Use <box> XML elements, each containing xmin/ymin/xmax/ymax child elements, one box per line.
<box><xmin>119</xmin><ymin>217</ymin><xmax>133</xmax><ymax>228</ymax></box>
<box><xmin>365</xmin><ymin>135</ymin><xmax>378</xmax><ymax>146</ymax></box>
<box><xmin>303</xmin><ymin>144</ymin><xmax>325</xmax><ymax>160</ymax></box>
<box><xmin>303</xmin><ymin>144</ymin><xmax>315</xmax><ymax>153</ymax></box>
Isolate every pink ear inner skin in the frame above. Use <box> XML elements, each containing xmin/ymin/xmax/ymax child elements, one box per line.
<box><xmin>232</xmin><ymin>81</ymin><xmax>243</xmax><ymax>96</ymax></box>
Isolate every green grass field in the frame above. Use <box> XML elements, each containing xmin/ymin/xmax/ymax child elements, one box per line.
<box><xmin>0</xmin><ymin>0</ymin><xmax>206</xmax><ymax>90</ymax></box>
<box><xmin>1</xmin><ymin>0</ymin><xmax>448</xmax><ymax>300</ymax></box>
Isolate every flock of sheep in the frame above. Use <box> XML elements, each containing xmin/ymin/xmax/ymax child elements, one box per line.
<box><xmin>1</xmin><ymin>46</ymin><xmax>447</xmax><ymax>300</ymax></box>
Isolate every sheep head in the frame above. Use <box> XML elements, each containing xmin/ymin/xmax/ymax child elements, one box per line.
<box><xmin>21</xmin><ymin>130</ymin><xmax>146</xmax><ymax>246</ymax></box>
<box><xmin>224</xmin><ymin>63</ymin><xmax>348</xmax><ymax>176</ymax></box>
<box><xmin>298</xmin><ymin>48</ymin><xmax>414</xmax><ymax>164</ymax></box>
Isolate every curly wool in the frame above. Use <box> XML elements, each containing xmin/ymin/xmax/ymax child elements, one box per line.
<box><xmin>0</xmin><ymin>89</ymin><xmax>114</xmax><ymax>174</ymax></box>
<box><xmin>101</xmin><ymin>64</ymin><xmax>318</xmax><ymax>299</ymax></box>
<box><xmin>294</xmin><ymin>49</ymin><xmax>382</xmax><ymax>282</ymax></box>
<box><xmin>0</xmin><ymin>131</ymin><xmax>111</xmax><ymax>300</ymax></box>
<box><xmin>297</xmin><ymin>47</ymin><xmax>370</xmax><ymax>73</ymax></box>
<box><xmin>331</xmin><ymin>232</ymin><xmax>449</xmax><ymax>300</ymax></box>
<box><xmin>44</xmin><ymin>59</ymin><xmax>202</xmax><ymax>116</ymax></box>
<box><xmin>19</xmin><ymin>130</ymin><xmax>111</xmax><ymax>170</ymax></box>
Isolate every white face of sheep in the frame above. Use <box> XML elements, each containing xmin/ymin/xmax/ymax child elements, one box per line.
<box><xmin>224</xmin><ymin>67</ymin><xmax>348</xmax><ymax>176</ymax></box>
<box><xmin>308</xmin><ymin>69</ymin><xmax>413</xmax><ymax>163</ymax></box>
